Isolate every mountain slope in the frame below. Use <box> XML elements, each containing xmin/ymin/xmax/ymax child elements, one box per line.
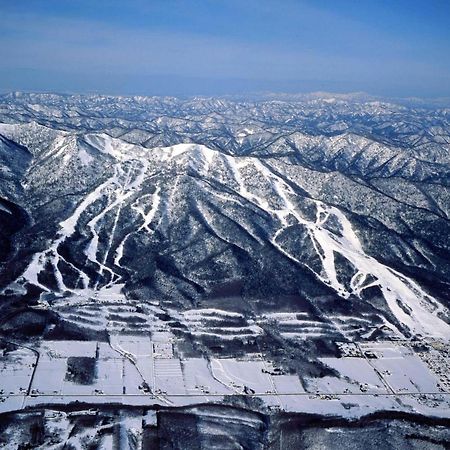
<box><xmin>0</xmin><ymin>120</ymin><xmax>448</xmax><ymax>344</ymax></box>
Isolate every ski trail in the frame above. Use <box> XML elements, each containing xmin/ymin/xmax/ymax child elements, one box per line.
<box><xmin>136</xmin><ymin>186</ymin><xmax>161</xmax><ymax>233</ymax></box>
<box><xmin>223</xmin><ymin>158</ymin><xmax>449</xmax><ymax>338</ymax></box>
<box><xmin>19</xmin><ymin>157</ymin><xmax>149</xmax><ymax>293</ymax></box>
<box><xmin>20</xmin><ymin>173</ymin><xmax>117</xmax><ymax>292</ymax></box>
<box><xmin>91</xmin><ymin>162</ymin><xmax>134</xmax><ymax>288</ymax></box>
<box><xmin>113</xmin><ymin>188</ymin><xmax>161</xmax><ymax>267</ymax></box>
<box><xmin>88</xmin><ymin>160</ymin><xmax>149</xmax><ymax>288</ymax></box>
<box><xmin>104</xmin><ymin>160</ymin><xmax>149</xmax><ymax>285</ymax></box>
<box><xmin>114</xmin><ymin>171</ymin><xmax>160</xmax><ymax>268</ymax></box>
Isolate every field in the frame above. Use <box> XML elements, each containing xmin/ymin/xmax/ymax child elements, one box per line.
<box><xmin>1</xmin><ymin>336</ymin><xmax>449</xmax><ymax>418</ymax></box>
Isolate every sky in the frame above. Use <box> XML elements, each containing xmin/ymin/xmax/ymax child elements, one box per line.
<box><xmin>0</xmin><ymin>0</ymin><xmax>449</xmax><ymax>98</ymax></box>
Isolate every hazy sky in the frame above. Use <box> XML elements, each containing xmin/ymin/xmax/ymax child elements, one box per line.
<box><xmin>1</xmin><ymin>0</ymin><xmax>449</xmax><ymax>97</ymax></box>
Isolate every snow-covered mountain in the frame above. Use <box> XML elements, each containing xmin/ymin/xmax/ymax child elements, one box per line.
<box><xmin>1</xmin><ymin>93</ymin><xmax>449</xmax><ymax>338</ymax></box>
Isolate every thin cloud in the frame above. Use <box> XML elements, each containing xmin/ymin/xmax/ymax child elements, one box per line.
<box><xmin>0</xmin><ymin>2</ymin><xmax>449</xmax><ymax>97</ymax></box>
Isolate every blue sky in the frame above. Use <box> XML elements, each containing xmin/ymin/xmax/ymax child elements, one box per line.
<box><xmin>1</xmin><ymin>0</ymin><xmax>449</xmax><ymax>97</ymax></box>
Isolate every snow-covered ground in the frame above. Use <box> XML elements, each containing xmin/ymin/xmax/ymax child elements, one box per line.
<box><xmin>1</xmin><ymin>338</ymin><xmax>449</xmax><ymax>418</ymax></box>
